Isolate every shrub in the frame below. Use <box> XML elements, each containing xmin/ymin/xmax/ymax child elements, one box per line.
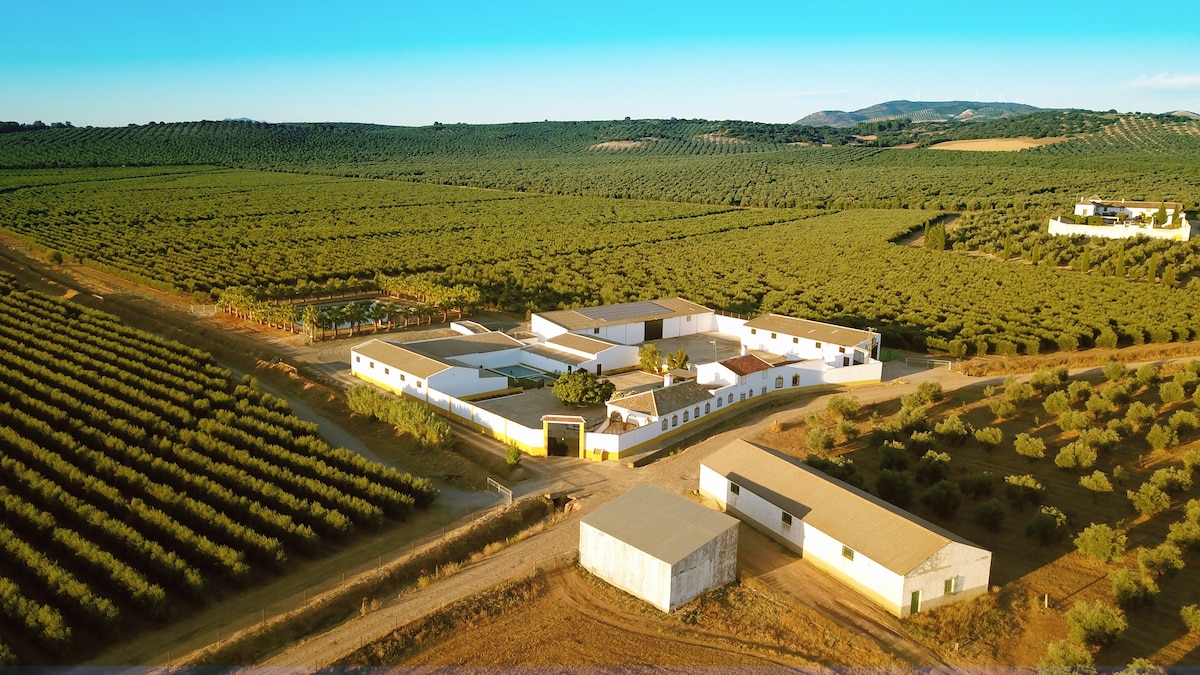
<box><xmin>972</xmin><ymin>498</ymin><xmax>1007</xmax><ymax>532</ymax></box>
<box><xmin>1057</xmin><ymin>410</ymin><xmax>1093</xmax><ymax>433</ymax></box>
<box><xmin>1167</xmin><ymin>518</ymin><xmax>1200</xmax><ymax>551</ymax></box>
<box><xmin>916</xmin><ymin>380</ymin><xmax>943</xmax><ymax>404</ymax></box>
<box><xmin>895</xmin><ymin>404</ymin><xmax>930</xmax><ymax>433</ymax></box>
<box><xmin>1014</xmin><ymin>433</ymin><xmax>1046</xmax><ymax>460</ymax></box>
<box><xmin>957</xmin><ymin>472</ymin><xmax>994</xmax><ymax>499</ymax></box>
<box><xmin>974</xmin><ymin>426</ymin><xmax>1003</xmax><ymax>450</ymax></box>
<box><xmin>1079</xmin><ymin>471</ymin><xmax>1113</xmax><ymax>495</ymax></box>
<box><xmin>1136</xmin><ymin>363</ymin><xmax>1160</xmax><ymax>386</ymax></box>
<box><xmin>1145</xmin><ymin>424</ymin><xmax>1178</xmax><ymax>452</ymax></box>
<box><xmin>1185</xmin><ymin>449</ymin><xmax>1200</xmax><ymax>471</ymax></box>
<box><xmin>836</xmin><ymin>418</ymin><xmax>860</xmax><ymax>440</ymax></box>
<box><xmin>1074</xmin><ymin>523</ymin><xmax>1126</xmax><ymax>562</ymax></box>
<box><xmin>1125</xmin><ymin>401</ymin><xmax>1157</xmax><ymax>430</ymax></box>
<box><xmin>1110</xmin><ymin>569</ymin><xmax>1158</xmax><ymax>610</ymax></box>
<box><xmin>876</xmin><ymin>470</ymin><xmax>915</xmax><ymax>508</ymax></box>
<box><xmin>1031</xmin><ymin>366</ymin><xmax>1068</xmax><ymax>392</ymax></box>
<box><xmin>805</xmin><ymin>455</ymin><xmax>864</xmax><ymax>489</ymax></box>
<box><xmin>1137</xmin><ymin>543</ymin><xmax>1184</xmax><ymax>578</ymax></box>
<box><xmin>907</xmin><ymin>430</ymin><xmax>935</xmax><ymax>454</ymax></box>
<box><xmin>1068</xmin><ymin>379</ymin><xmax>1093</xmax><ymax>402</ymax></box>
<box><xmin>1106</xmin><ymin>417</ymin><xmax>1133</xmax><ymax>436</ymax></box>
<box><xmin>1168</xmin><ymin>410</ymin><xmax>1198</xmax><ymax>432</ymax></box>
<box><xmin>1065</xmin><ymin>601</ymin><xmax>1127</xmax><ymax>647</ymax></box>
<box><xmin>915</xmin><ymin>450</ymin><xmax>951</xmax><ymax>485</ymax></box>
<box><xmin>920</xmin><ymin>480</ymin><xmax>963</xmax><ymax>519</ymax></box>
<box><xmin>1055</xmin><ymin>440</ymin><xmax>1097</xmax><ymax>471</ymax></box>
<box><xmin>807</xmin><ymin>428</ymin><xmax>834</xmax><ymax>453</ymax></box>
<box><xmin>1149</xmin><ymin>467</ymin><xmax>1192</xmax><ymax>494</ymax></box>
<box><xmin>505</xmin><ymin>444</ymin><xmax>522</xmax><ymax>468</ymax></box>
<box><xmin>987</xmin><ymin>399</ymin><xmax>1016</xmax><ymax>421</ymax></box>
<box><xmin>805</xmin><ymin>411</ymin><xmax>826</xmax><ymax>428</ymax></box>
<box><xmin>1159</xmin><ymin>381</ymin><xmax>1186</xmax><ymax>405</ymax></box>
<box><xmin>1084</xmin><ymin>393</ymin><xmax>1112</xmax><ymax>417</ymax></box>
<box><xmin>1078</xmin><ymin>427</ymin><xmax>1120</xmax><ymax>453</ymax></box>
<box><xmin>1041</xmin><ymin>639</ymin><xmax>1093</xmax><ymax>670</ymax></box>
<box><xmin>1025</xmin><ymin>506</ymin><xmax>1069</xmax><ymax>545</ymax></box>
<box><xmin>1128</xmin><ymin>483</ymin><xmax>1171</xmax><ymax>517</ymax></box>
<box><xmin>1181</xmin><ymin>604</ymin><xmax>1200</xmax><ymax>632</ymax></box>
<box><xmin>826</xmin><ymin>394</ymin><xmax>860</xmax><ymax>420</ymax></box>
<box><xmin>879</xmin><ymin>443</ymin><xmax>909</xmax><ymax>471</ymax></box>
<box><xmin>1043</xmin><ymin>390</ymin><xmax>1071</xmax><ymax>416</ymax></box>
<box><xmin>1103</xmin><ymin>359</ymin><xmax>1127</xmax><ymax>382</ymax></box>
<box><xmin>1004</xmin><ymin>474</ymin><xmax>1044</xmax><ymax>510</ymax></box>
<box><xmin>934</xmin><ymin>414</ymin><xmax>968</xmax><ymax>444</ymax></box>
<box><xmin>1004</xmin><ymin>378</ymin><xmax>1033</xmax><ymax>405</ymax></box>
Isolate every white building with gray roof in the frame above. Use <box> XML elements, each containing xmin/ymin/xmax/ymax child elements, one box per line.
<box><xmin>579</xmin><ymin>483</ymin><xmax>739</xmax><ymax>612</ymax></box>
<box><xmin>700</xmin><ymin>440</ymin><xmax>991</xmax><ymax>617</ymax></box>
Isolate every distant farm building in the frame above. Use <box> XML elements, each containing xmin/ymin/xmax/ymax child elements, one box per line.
<box><xmin>351</xmin><ymin>297</ymin><xmax>882</xmax><ymax>460</ymax></box>
<box><xmin>1049</xmin><ymin>196</ymin><xmax>1190</xmax><ymax>241</ymax></box>
<box><xmin>699</xmin><ymin>440</ymin><xmax>992</xmax><ymax>617</ymax></box>
<box><xmin>578</xmin><ymin>484</ymin><xmax>739</xmax><ymax>612</ymax></box>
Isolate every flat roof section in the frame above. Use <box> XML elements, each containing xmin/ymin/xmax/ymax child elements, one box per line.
<box><xmin>536</xmin><ymin>297</ymin><xmax>712</xmax><ymax>332</ymax></box>
<box><xmin>582</xmin><ymin>484</ymin><xmax>737</xmax><ymax>565</ymax></box>
<box><xmin>404</xmin><ymin>332</ymin><xmax>525</xmax><ymax>360</ymax></box>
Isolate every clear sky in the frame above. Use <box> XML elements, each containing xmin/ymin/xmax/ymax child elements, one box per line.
<box><xmin>4</xmin><ymin>1</ymin><xmax>1200</xmax><ymax>127</ymax></box>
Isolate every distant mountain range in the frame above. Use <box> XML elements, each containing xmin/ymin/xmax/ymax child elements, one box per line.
<box><xmin>797</xmin><ymin>101</ymin><xmax>1043</xmax><ymax>127</ymax></box>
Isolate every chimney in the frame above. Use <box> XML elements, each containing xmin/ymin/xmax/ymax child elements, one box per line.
<box><xmin>664</xmin><ymin>373</ymin><xmax>673</xmax><ymax>387</ymax></box>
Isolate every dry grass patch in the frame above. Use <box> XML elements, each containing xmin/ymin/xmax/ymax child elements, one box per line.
<box><xmin>587</xmin><ymin>140</ymin><xmax>646</xmax><ymax>150</ymax></box>
<box><xmin>929</xmin><ymin>137</ymin><xmax>1067</xmax><ymax>151</ymax></box>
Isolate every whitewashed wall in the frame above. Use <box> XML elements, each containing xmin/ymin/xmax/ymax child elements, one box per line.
<box><xmin>669</xmin><ymin>525</ymin><xmax>738</xmax><ymax>611</ymax></box>
<box><xmin>1049</xmin><ymin>217</ymin><xmax>1191</xmax><ymax>241</ymax></box>
<box><xmin>821</xmin><ymin>361</ymin><xmax>883</xmax><ymax>384</ymax></box>
<box><xmin>428</xmin><ymin>366</ymin><xmax>509</xmax><ymax>398</ymax></box>
<box><xmin>902</xmin><ymin>542</ymin><xmax>993</xmax><ymax>614</ymax></box>
<box><xmin>579</xmin><ymin>522</ymin><xmax>672</xmax><ymax>611</ymax></box>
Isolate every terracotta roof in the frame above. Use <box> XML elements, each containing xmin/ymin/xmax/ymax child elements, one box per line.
<box><xmin>581</xmin><ymin>484</ymin><xmax>737</xmax><ymax>565</ymax></box>
<box><xmin>702</xmin><ymin>440</ymin><xmax>987</xmax><ymax>575</ymax></box>
<box><xmin>744</xmin><ymin>314</ymin><xmax>874</xmax><ymax>348</ymax></box>
<box><xmin>609</xmin><ymin>381</ymin><xmax>713</xmax><ymax>417</ymax></box>
<box><xmin>404</xmin><ymin>332</ymin><xmax>525</xmax><ymax>360</ymax></box>
<box><xmin>535</xmin><ymin>297</ymin><xmax>712</xmax><ymax>331</ymax></box>
<box><xmin>352</xmin><ymin>339</ymin><xmax>450</xmax><ymax>379</ymax></box>
<box><xmin>747</xmin><ymin>350</ymin><xmax>789</xmax><ymax>365</ymax></box>
<box><xmin>720</xmin><ymin>354</ymin><xmax>772</xmax><ymax>376</ymax></box>
<box><xmin>547</xmin><ymin>332</ymin><xmax>617</xmax><ymax>355</ymax></box>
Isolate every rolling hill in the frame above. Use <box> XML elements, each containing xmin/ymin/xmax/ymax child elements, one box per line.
<box><xmin>797</xmin><ymin>100</ymin><xmax>1043</xmax><ymax>127</ymax></box>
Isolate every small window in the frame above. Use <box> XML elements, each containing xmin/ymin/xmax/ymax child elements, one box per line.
<box><xmin>400</xmin><ymin>373</ymin><xmax>406</xmax><ymax>381</ymax></box>
<box><xmin>839</xmin><ymin>346</ymin><xmax>846</xmax><ymax>353</ymax></box>
<box><xmin>761</xmin><ymin>386</ymin><xmax>766</xmax><ymax>396</ymax></box>
<box><xmin>593</xmin><ymin>328</ymin><xmax>600</xmax><ymax>334</ymax></box>
<box><xmin>686</xmin><ymin>315</ymin><xmax>691</xmax><ymax>322</ymax></box>
<box><xmin>384</xmin><ymin>367</ymin><xmax>390</xmax><ymax>375</ymax></box>
<box><xmin>416</xmin><ymin>380</ymin><xmax>423</xmax><ymax>388</ymax></box>
<box><xmin>355</xmin><ymin>355</ymin><xmax>361</xmax><ymax>363</ymax></box>
<box><xmin>771</xmin><ymin>332</ymin><xmax>776</xmax><ymax>339</ymax></box>
<box><xmin>775</xmin><ymin>376</ymin><xmax>784</xmax><ymax>389</ymax></box>
<box><xmin>842</xmin><ymin>545</ymin><xmax>855</xmax><ymax>561</ymax></box>
<box><xmin>739</xmin><ymin>393</ymin><xmax>745</xmax><ymax>402</ymax></box>
<box><xmin>748</xmin><ymin>389</ymin><xmax>753</xmax><ymax>398</ymax></box>
<box><xmin>728</xmin><ymin>393</ymin><xmax>733</xmax><ymax>404</ymax></box>
<box><xmin>944</xmin><ymin>578</ymin><xmax>958</xmax><ymax>595</ymax></box>
<box><xmin>672</xmin><ymin>415</ymin><xmax>678</xmax><ymax>427</ymax></box>
<box><xmin>815</xmin><ymin>342</ymin><xmax>822</xmax><ymax>349</ymax></box>
<box><xmin>368</xmin><ymin>361</ymin><xmax>374</xmax><ymax>369</ymax></box>
<box><xmin>738</xmin><ymin>375</ymin><xmax>747</xmax><ymax>385</ymax></box>
<box><xmin>662</xmin><ymin>419</ymin><xmax>668</xmax><ymax>431</ymax></box>
<box><xmin>705</xmin><ymin>402</ymin><xmax>710</xmax><ymax>414</ymax></box>
<box><xmin>761</xmin><ymin>370</ymin><xmax>767</xmax><ymax>379</ymax></box>
<box><xmin>730</xmin><ymin>482</ymin><xmax>741</xmax><ymax>495</ymax></box>
<box><xmin>694</xmin><ymin>406</ymin><xmax>700</xmax><ymax>418</ymax></box>
<box><xmin>750</xmin><ymin>328</ymin><xmax>757</xmax><ymax>335</ymax></box>
<box><xmin>683</xmin><ymin>410</ymin><xmax>689</xmax><ymax>422</ymax></box>
<box><xmin>792</xmin><ymin>374</ymin><xmax>799</xmax><ymax>386</ymax></box>
<box><xmin>792</xmin><ymin>337</ymin><xmax>798</xmax><ymax>344</ymax></box>
<box><xmin>716</xmin><ymin>398</ymin><xmax>723</xmax><ymax>408</ymax></box>
<box><xmin>781</xmin><ymin>512</ymin><xmax>793</xmax><ymax>526</ymax></box>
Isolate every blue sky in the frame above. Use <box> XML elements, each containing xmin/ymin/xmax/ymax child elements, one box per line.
<box><xmin>4</xmin><ymin>1</ymin><xmax>1200</xmax><ymax>127</ymax></box>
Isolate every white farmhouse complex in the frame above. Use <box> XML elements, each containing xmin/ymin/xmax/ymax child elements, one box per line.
<box><xmin>579</xmin><ymin>483</ymin><xmax>739</xmax><ymax>612</ymax></box>
<box><xmin>699</xmin><ymin>440</ymin><xmax>992</xmax><ymax>617</ymax></box>
<box><xmin>351</xmin><ymin>298</ymin><xmax>883</xmax><ymax>460</ymax></box>
<box><xmin>1049</xmin><ymin>196</ymin><xmax>1190</xmax><ymax>241</ymax></box>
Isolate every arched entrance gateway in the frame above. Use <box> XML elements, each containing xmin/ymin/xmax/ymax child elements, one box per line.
<box><xmin>541</xmin><ymin>414</ymin><xmax>587</xmax><ymax>458</ymax></box>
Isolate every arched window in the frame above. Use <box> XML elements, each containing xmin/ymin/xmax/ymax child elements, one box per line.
<box><xmin>728</xmin><ymin>393</ymin><xmax>733</xmax><ymax>404</ymax></box>
<box><xmin>683</xmin><ymin>410</ymin><xmax>689</xmax><ymax>422</ymax></box>
<box><xmin>661</xmin><ymin>418</ymin><xmax>668</xmax><ymax>431</ymax></box>
<box><xmin>792</xmin><ymin>374</ymin><xmax>800</xmax><ymax>386</ymax></box>
<box><xmin>672</xmin><ymin>415</ymin><xmax>678</xmax><ymax>427</ymax></box>
<box><xmin>694</xmin><ymin>406</ymin><xmax>700</xmax><ymax>418</ymax></box>
<box><xmin>775</xmin><ymin>376</ymin><xmax>784</xmax><ymax>389</ymax></box>
<box><xmin>705</xmin><ymin>402</ymin><xmax>711</xmax><ymax>414</ymax></box>
<box><xmin>610</xmin><ymin>411</ymin><xmax>623</xmax><ymax>422</ymax></box>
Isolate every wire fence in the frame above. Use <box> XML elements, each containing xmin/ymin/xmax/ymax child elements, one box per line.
<box><xmin>153</xmin><ymin>496</ymin><xmax>507</xmax><ymax>665</ymax></box>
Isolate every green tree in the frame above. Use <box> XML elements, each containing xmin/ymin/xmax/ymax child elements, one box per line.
<box><xmin>1025</xmin><ymin>506</ymin><xmax>1068</xmax><ymax>544</ymax></box>
<box><xmin>1159</xmin><ymin>381</ymin><xmax>1185</xmax><ymax>405</ymax></box>
<box><xmin>826</xmin><ymin>394</ymin><xmax>860</xmax><ymax>420</ymax></box>
<box><xmin>934</xmin><ymin>414</ymin><xmax>968</xmax><ymax>444</ymax></box>
<box><xmin>1145</xmin><ymin>424</ymin><xmax>1178</xmax><ymax>452</ymax></box>
<box><xmin>1110</xmin><ymin>569</ymin><xmax>1158</xmax><ymax>610</ymax></box>
<box><xmin>1043</xmin><ymin>390</ymin><xmax>1071</xmax><ymax>416</ymax></box>
<box><xmin>1074</xmin><ymin>523</ymin><xmax>1126</xmax><ymax>562</ymax></box>
<box><xmin>1104</xmin><ymin>360</ymin><xmax>1128</xmax><ymax>382</ymax></box>
<box><xmin>1181</xmin><ymin>604</ymin><xmax>1200</xmax><ymax>632</ymax></box>
<box><xmin>876</xmin><ymin>469</ymin><xmax>915</xmax><ymax>508</ymax></box>
<box><xmin>920</xmin><ymin>480</ymin><xmax>962</xmax><ymax>519</ymax></box>
<box><xmin>1055</xmin><ymin>440</ymin><xmax>1097</xmax><ymax>470</ymax></box>
<box><xmin>972</xmin><ymin>498</ymin><xmax>1007</xmax><ymax>532</ymax></box>
<box><xmin>974</xmin><ymin>426</ymin><xmax>1003</xmax><ymax>450</ymax></box>
<box><xmin>551</xmin><ymin>370</ymin><xmax>615</xmax><ymax>406</ymax></box>
<box><xmin>1065</xmin><ymin>601</ymin><xmax>1127</xmax><ymax>647</ymax></box>
<box><xmin>665</xmin><ymin>348</ymin><xmax>689</xmax><ymax>372</ymax></box>
<box><xmin>1137</xmin><ymin>543</ymin><xmax>1184</xmax><ymax>578</ymax></box>
<box><xmin>1127</xmin><ymin>483</ymin><xmax>1171</xmax><ymax>517</ymax></box>
<box><xmin>1041</xmin><ymin>639</ymin><xmax>1093</xmax><ymax>672</ymax></box>
<box><xmin>638</xmin><ymin>343</ymin><xmax>663</xmax><ymax>373</ymax></box>
<box><xmin>1149</xmin><ymin>467</ymin><xmax>1192</xmax><ymax>494</ymax></box>
<box><xmin>1079</xmin><ymin>470</ymin><xmax>1113</xmax><ymax>496</ymax></box>
<box><xmin>1014</xmin><ymin>433</ymin><xmax>1046</xmax><ymax>460</ymax></box>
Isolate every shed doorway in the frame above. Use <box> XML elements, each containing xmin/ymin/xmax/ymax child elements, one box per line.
<box><xmin>644</xmin><ymin>319</ymin><xmax>663</xmax><ymax>341</ymax></box>
<box><xmin>910</xmin><ymin>590</ymin><xmax>921</xmax><ymax>615</ymax></box>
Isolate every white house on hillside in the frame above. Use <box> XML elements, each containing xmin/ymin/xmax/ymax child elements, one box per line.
<box><xmin>699</xmin><ymin>440</ymin><xmax>992</xmax><ymax>617</ymax></box>
<box><xmin>1049</xmin><ymin>196</ymin><xmax>1190</xmax><ymax>241</ymax></box>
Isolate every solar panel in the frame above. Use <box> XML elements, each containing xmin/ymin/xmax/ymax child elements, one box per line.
<box><xmin>575</xmin><ymin>300</ymin><xmax>668</xmax><ymax>323</ymax></box>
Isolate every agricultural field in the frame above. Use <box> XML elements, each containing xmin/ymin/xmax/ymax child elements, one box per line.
<box><xmin>756</xmin><ymin>363</ymin><xmax>1200</xmax><ymax>665</ymax></box>
<box><xmin>0</xmin><ymin>272</ymin><xmax>437</xmax><ymax>665</ymax></box>
<box><xmin>2</xmin><ymin>167</ymin><xmax>1199</xmax><ymax>354</ymax></box>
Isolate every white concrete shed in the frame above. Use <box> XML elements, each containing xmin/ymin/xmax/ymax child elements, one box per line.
<box><xmin>578</xmin><ymin>483</ymin><xmax>738</xmax><ymax>612</ymax></box>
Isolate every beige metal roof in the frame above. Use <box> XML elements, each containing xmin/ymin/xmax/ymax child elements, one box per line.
<box><xmin>702</xmin><ymin>440</ymin><xmax>986</xmax><ymax>575</ymax></box>
<box><xmin>352</xmin><ymin>339</ymin><xmax>450</xmax><ymax>379</ymax></box>
<box><xmin>535</xmin><ymin>297</ymin><xmax>712</xmax><ymax>331</ymax></box>
<box><xmin>744</xmin><ymin>314</ymin><xmax>874</xmax><ymax>348</ymax></box>
<box><xmin>522</xmin><ymin>343</ymin><xmax>589</xmax><ymax>366</ymax></box>
<box><xmin>609</xmin><ymin>381</ymin><xmax>712</xmax><ymax>417</ymax></box>
<box><xmin>581</xmin><ymin>484</ymin><xmax>737</xmax><ymax>565</ymax></box>
<box><xmin>547</xmin><ymin>332</ymin><xmax>617</xmax><ymax>355</ymax></box>
<box><xmin>404</xmin><ymin>332</ymin><xmax>525</xmax><ymax>360</ymax></box>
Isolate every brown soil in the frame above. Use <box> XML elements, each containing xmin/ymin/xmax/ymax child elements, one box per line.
<box><xmin>697</xmin><ymin>131</ymin><xmax>748</xmax><ymax>144</ymax></box>
<box><xmin>588</xmin><ymin>140</ymin><xmax>646</xmax><ymax>150</ymax></box>
<box><xmin>929</xmin><ymin>137</ymin><xmax>1067</xmax><ymax>151</ymax></box>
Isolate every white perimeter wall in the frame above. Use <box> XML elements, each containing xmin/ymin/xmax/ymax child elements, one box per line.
<box><xmin>1049</xmin><ymin>218</ymin><xmax>1191</xmax><ymax>241</ymax></box>
<box><xmin>579</xmin><ymin>522</ymin><xmax>672</xmax><ymax>611</ymax></box>
<box><xmin>428</xmin><ymin>367</ymin><xmax>509</xmax><ymax>398</ymax></box>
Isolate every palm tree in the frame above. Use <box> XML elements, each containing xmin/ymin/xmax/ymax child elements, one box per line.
<box><xmin>301</xmin><ymin>305</ymin><xmax>322</xmax><ymax>341</ymax></box>
<box><xmin>367</xmin><ymin>302</ymin><xmax>390</xmax><ymax>334</ymax></box>
<box><xmin>341</xmin><ymin>301</ymin><xmax>370</xmax><ymax>337</ymax></box>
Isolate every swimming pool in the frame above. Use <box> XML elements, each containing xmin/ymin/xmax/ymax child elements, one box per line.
<box><xmin>491</xmin><ymin>364</ymin><xmax>548</xmax><ymax>379</ymax></box>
